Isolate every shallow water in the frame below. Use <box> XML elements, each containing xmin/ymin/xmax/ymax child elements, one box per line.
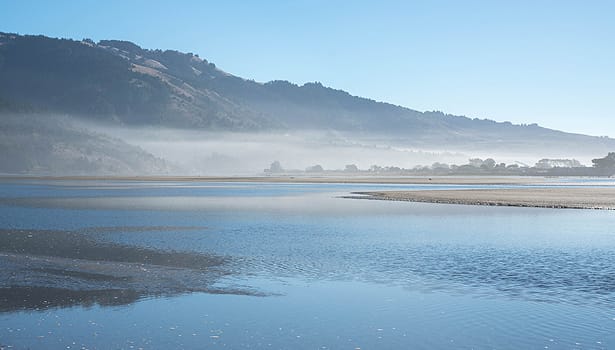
<box><xmin>1</xmin><ymin>180</ymin><xmax>615</xmax><ymax>349</ymax></box>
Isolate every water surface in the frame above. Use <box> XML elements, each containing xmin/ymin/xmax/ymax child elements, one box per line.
<box><xmin>1</xmin><ymin>180</ymin><xmax>614</xmax><ymax>349</ymax></box>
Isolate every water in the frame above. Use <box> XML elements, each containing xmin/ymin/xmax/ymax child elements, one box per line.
<box><xmin>1</xmin><ymin>180</ymin><xmax>615</xmax><ymax>349</ymax></box>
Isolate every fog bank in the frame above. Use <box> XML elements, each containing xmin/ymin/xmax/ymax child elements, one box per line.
<box><xmin>1</xmin><ymin>114</ymin><xmax>608</xmax><ymax>176</ymax></box>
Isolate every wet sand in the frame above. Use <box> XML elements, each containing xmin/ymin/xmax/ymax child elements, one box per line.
<box><xmin>0</xmin><ymin>228</ymin><xmax>264</xmax><ymax>312</ymax></box>
<box><xmin>349</xmin><ymin>188</ymin><xmax>615</xmax><ymax>210</ymax></box>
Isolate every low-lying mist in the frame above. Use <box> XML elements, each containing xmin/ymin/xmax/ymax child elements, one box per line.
<box><xmin>89</xmin><ymin>122</ymin><xmax>601</xmax><ymax>175</ymax></box>
<box><xmin>1</xmin><ymin>114</ymin><xmax>606</xmax><ymax>176</ymax></box>
<box><xmin>99</xmin><ymin>127</ymin><xmax>472</xmax><ymax>175</ymax></box>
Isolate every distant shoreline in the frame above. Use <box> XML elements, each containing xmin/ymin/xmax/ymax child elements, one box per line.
<box><xmin>0</xmin><ymin>175</ymin><xmax>595</xmax><ymax>185</ymax></box>
<box><xmin>347</xmin><ymin>188</ymin><xmax>615</xmax><ymax>210</ymax></box>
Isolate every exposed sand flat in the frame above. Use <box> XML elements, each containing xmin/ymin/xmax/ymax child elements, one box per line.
<box><xmin>0</xmin><ymin>228</ymin><xmax>265</xmax><ymax>311</ymax></box>
<box><xmin>0</xmin><ymin>175</ymin><xmax>569</xmax><ymax>185</ymax></box>
<box><xmin>351</xmin><ymin>188</ymin><xmax>615</xmax><ymax>210</ymax></box>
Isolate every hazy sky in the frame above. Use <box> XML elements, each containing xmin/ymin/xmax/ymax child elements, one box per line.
<box><xmin>2</xmin><ymin>0</ymin><xmax>614</xmax><ymax>136</ymax></box>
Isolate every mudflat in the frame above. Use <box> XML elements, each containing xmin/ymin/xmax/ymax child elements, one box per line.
<box><xmin>0</xmin><ymin>228</ymin><xmax>263</xmax><ymax>312</ymax></box>
<box><xmin>351</xmin><ymin>188</ymin><xmax>615</xmax><ymax>210</ymax></box>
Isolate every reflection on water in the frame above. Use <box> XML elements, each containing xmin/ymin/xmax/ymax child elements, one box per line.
<box><xmin>1</xmin><ymin>180</ymin><xmax>615</xmax><ymax>349</ymax></box>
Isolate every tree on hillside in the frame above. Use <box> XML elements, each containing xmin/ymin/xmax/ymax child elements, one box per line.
<box><xmin>468</xmin><ymin>158</ymin><xmax>483</xmax><ymax>167</ymax></box>
<box><xmin>481</xmin><ymin>158</ymin><xmax>496</xmax><ymax>169</ymax></box>
<box><xmin>344</xmin><ymin>164</ymin><xmax>359</xmax><ymax>172</ymax></box>
<box><xmin>431</xmin><ymin>162</ymin><xmax>449</xmax><ymax>170</ymax></box>
<box><xmin>265</xmin><ymin>161</ymin><xmax>283</xmax><ymax>173</ymax></box>
<box><xmin>306</xmin><ymin>164</ymin><xmax>324</xmax><ymax>173</ymax></box>
<box><xmin>592</xmin><ymin>152</ymin><xmax>615</xmax><ymax>168</ymax></box>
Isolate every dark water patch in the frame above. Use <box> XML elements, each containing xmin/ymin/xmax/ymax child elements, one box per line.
<box><xmin>30</xmin><ymin>267</ymin><xmax>135</xmax><ymax>282</ymax></box>
<box><xmin>0</xmin><ymin>283</ymin><xmax>267</xmax><ymax>314</ymax></box>
<box><xmin>80</xmin><ymin>225</ymin><xmax>206</xmax><ymax>234</ymax></box>
<box><xmin>0</xmin><ymin>287</ymin><xmax>141</xmax><ymax>313</ymax></box>
<box><xmin>0</xmin><ymin>228</ymin><xmax>224</xmax><ymax>269</ymax></box>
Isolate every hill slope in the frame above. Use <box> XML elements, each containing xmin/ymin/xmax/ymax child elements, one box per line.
<box><xmin>1</xmin><ymin>32</ymin><xmax>614</xmax><ymax>173</ymax></box>
<box><xmin>0</xmin><ymin>114</ymin><xmax>170</xmax><ymax>175</ymax></box>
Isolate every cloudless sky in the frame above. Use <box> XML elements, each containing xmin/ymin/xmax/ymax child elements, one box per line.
<box><xmin>1</xmin><ymin>0</ymin><xmax>614</xmax><ymax>136</ymax></box>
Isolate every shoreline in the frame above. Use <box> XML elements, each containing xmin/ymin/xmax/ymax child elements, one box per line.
<box><xmin>0</xmin><ymin>175</ymin><xmax>606</xmax><ymax>185</ymax></box>
<box><xmin>348</xmin><ymin>188</ymin><xmax>615</xmax><ymax>210</ymax></box>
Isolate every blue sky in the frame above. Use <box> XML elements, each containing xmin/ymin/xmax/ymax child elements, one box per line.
<box><xmin>1</xmin><ymin>0</ymin><xmax>614</xmax><ymax>136</ymax></box>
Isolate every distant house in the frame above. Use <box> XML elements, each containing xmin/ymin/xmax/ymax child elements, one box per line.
<box><xmin>534</xmin><ymin>159</ymin><xmax>582</xmax><ymax>169</ymax></box>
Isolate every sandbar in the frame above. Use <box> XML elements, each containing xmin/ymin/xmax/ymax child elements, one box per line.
<box><xmin>349</xmin><ymin>187</ymin><xmax>615</xmax><ymax>210</ymax></box>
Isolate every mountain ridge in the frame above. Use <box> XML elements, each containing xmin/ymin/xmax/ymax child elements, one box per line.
<box><xmin>0</xmin><ymin>32</ymin><xmax>587</xmax><ymax>135</ymax></box>
<box><xmin>1</xmin><ymin>31</ymin><xmax>615</xmax><ymax>175</ymax></box>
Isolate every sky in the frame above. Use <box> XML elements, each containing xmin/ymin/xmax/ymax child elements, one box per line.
<box><xmin>1</xmin><ymin>0</ymin><xmax>614</xmax><ymax>136</ymax></box>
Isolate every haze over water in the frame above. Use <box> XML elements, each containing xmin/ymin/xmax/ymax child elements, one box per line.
<box><xmin>1</xmin><ymin>180</ymin><xmax>615</xmax><ymax>349</ymax></box>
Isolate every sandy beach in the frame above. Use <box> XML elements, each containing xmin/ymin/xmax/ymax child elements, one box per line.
<box><xmin>349</xmin><ymin>188</ymin><xmax>615</xmax><ymax>210</ymax></box>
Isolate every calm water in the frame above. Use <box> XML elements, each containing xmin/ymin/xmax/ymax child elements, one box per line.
<box><xmin>1</xmin><ymin>180</ymin><xmax>615</xmax><ymax>349</ymax></box>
